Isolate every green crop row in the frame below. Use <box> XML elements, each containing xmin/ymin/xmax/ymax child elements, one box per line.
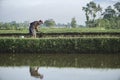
<box><xmin>0</xmin><ymin>37</ymin><xmax>120</xmax><ymax>53</ymax></box>
<box><xmin>1</xmin><ymin>27</ymin><xmax>120</xmax><ymax>34</ymax></box>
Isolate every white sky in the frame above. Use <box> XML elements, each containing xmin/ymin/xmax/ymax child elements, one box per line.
<box><xmin>0</xmin><ymin>0</ymin><xmax>119</xmax><ymax>25</ymax></box>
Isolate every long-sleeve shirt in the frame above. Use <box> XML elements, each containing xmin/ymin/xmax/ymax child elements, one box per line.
<box><xmin>30</xmin><ymin>21</ymin><xmax>40</xmax><ymax>32</ymax></box>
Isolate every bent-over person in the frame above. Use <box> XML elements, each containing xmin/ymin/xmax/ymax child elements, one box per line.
<box><xmin>29</xmin><ymin>20</ymin><xmax>43</xmax><ymax>38</ymax></box>
<box><xmin>30</xmin><ymin>66</ymin><xmax>43</xmax><ymax>79</ymax></box>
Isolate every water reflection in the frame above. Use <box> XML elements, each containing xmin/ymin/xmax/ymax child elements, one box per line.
<box><xmin>30</xmin><ymin>66</ymin><xmax>43</xmax><ymax>79</ymax></box>
<box><xmin>0</xmin><ymin>54</ymin><xmax>120</xmax><ymax>68</ymax></box>
<box><xmin>0</xmin><ymin>53</ymin><xmax>120</xmax><ymax>80</ymax></box>
<box><xmin>0</xmin><ymin>67</ymin><xmax>120</xmax><ymax>80</ymax></box>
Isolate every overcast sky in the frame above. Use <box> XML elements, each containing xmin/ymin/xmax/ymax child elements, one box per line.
<box><xmin>0</xmin><ymin>0</ymin><xmax>119</xmax><ymax>25</ymax></box>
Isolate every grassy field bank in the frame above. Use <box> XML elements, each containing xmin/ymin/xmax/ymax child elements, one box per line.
<box><xmin>0</xmin><ymin>28</ymin><xmax>120</xmax><ymax>38</ymax></box>
<box><xmin>0</xmin><ymin>37</ymin><xmax>120</xmax><ymax>53</ymax></box>
<box><xmin>1</xmin><ymin>27</ymin><xmax>120</xmax><ymax>34</ymax></box>
<box><xmin>0</xmin><ymin>28</ymin><xmax>120</xmax><ymax>54</ymax></box>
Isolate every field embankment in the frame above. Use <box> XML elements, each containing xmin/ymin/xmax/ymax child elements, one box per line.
<box><xmin>0</xmin><ymin>37</ymin><xmax>120</xmax><ymax>53</ymax></box>
<box><xmin>0</xmin><ymin>28</ymin><xmax>120</xmax><ymax>37</ymax></box>
<box><xmin>1</xmin><ymin>32</ymin><xmax>120</xmax><ymax>37</ymax></box>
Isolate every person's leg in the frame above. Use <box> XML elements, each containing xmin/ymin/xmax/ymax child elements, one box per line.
<box><xmin>29</xmin><ymin>26</ymin><xmax>32</xmax><ymax>35</ymax></box>
<box><xmin>32</xmin><ymin>29</ymin><xmax>36</xmax><ymax>38</ymax></box>
<box><xmin>29</xmin><ymin>25</ymin><xmax>35</xmax><ymax>38</ymax></box>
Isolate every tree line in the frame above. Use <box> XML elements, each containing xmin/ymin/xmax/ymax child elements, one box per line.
<box><xmin>82</xmin><ymin>1</ymin><xmax>120</xmax><ymax>29</ymax></box>
<box><xmin>0</xmin><ymin>18</ymin><xmax>78</xmax><ymax>30</ymax></box>
<box><xmin>0</xmin><ymin>21</ymin><xmax>29</xmax><ymax>30</ymax></box>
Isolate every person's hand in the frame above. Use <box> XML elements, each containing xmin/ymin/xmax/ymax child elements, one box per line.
<box><xmin>36</xmin><ymin>29</ymin><xmax>39</xmax><ymax>32</ymax></box>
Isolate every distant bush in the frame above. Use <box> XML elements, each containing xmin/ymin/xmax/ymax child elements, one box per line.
<box><xmin>0</xmin><ymin>37</ymin><xmax>120</xmax><ymax>53</ymax></box>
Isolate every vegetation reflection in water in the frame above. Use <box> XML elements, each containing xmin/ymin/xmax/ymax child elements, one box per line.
<box><xmin>0</xmin><ymin>53</ymin><xmax>120</xmax><ymax>68</ymax></box>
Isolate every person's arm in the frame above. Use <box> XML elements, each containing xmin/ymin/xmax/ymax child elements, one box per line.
<box><xmin>36</xmin><ymin>27</ymin><xmax>39</xmax><ymax>32</ymax></box>
<box><xmin>34</xmin><ymin>21</ymin><xmax>39</xmax><ymax>32</ymax></box>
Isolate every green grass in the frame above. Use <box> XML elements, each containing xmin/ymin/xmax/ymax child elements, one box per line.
<box><xmin>0</xmin><ymin>37</ymin><xmax>120</xmax><ymax>53</ymax></box>
<box><xmin>41</xmin><ymin>27</ymin><xmax>120</xmax><ymax>33</ymax></box>
<box><xmin>0</xmin><ymin>29</ymin><xmax>28</xmax><ymax>34</ymax></box>
<box><xmin>1</xmin><ymin>27</ymin><xmax>120</xmax><ymax>34</ymax></box>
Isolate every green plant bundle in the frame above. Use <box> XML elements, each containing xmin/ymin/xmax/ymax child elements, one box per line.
<box><xmin>0</xmin><ymin>37</ymin><xmax>120</xmax><ymax>53</ymax></box>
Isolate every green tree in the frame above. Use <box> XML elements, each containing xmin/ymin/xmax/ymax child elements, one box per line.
<box><xmin>44</xmin><ymin>19</ymin><xmax>56</xmax><ymax>27</ymax></box>
<box><xmin>0</xmin><ymin>22</ymin><xmax>3</xmax><ymax>29</ymax></box>
<box><xmin>82</xmin><ymin>1</ymin><xmax>102</xmax><ymax>27</ymax></box>
<box><xmin>71</xmin><ymin>17</ymin><xmax>77</xmax><ymax>28</ymax></box>
<box><xmin>114</xmin><ymin>2</ymin><xmax>120</xmax><ymax>17</ymax></box>
<box><xmin>2</xmin><ymin>23</ymin><xmax>11</xmax><ymax>29</ymax></box>
<box><xmin>102</xmin><ymin>6</ymin><xmax>116</xmax><ymax>19</ymax></box>
<box><xmin>101</xmin><ymin>5</ymin><xmax>120</xmax><ymax>29</ymax></box>
<box><xmin>82</xmin><ymin>7</ymin><xmax>89</xmax><ymax>22</ymax></box>
<box><xmin>10</xmin><ymin>21</ymin><xmax>19</xmax><ymax>30</ymax></box>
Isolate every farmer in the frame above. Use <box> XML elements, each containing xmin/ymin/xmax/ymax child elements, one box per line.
<box><xmin>30</xmin><ymin>66</ymin><xmax>43</xmax><ymax>79</ymax></box>
<box><xmin>29</xmin><ymin>20</ymin><xmax>43</xmax><ymax>38</ymax></box>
